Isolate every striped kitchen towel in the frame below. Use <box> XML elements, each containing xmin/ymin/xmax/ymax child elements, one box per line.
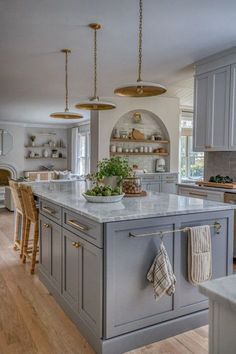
<box><xmin>188</xmin><ymin>225</ymin><xmax>212</xmax><ymax>285</ymax></box>
<box><xmin>147</xmin><ymin>241</ymin><xmax>176</xmax><ymax>300</ymax></box>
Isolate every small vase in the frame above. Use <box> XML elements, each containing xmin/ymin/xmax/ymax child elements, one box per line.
<box><xmin>31</xmin><ymin>141</ymin><xmax>35</xmax><ymax>147</ymax></box>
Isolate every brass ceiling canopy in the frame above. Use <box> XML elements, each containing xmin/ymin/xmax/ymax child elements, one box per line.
<box><xmin>50</xmin><ymin>49</ymin><xmax>83</xmax><ymax>119</ymax></box>
<box><xmin>75</xmin><ymin>24</ymin><xmax>116</xmax><ymax>111</ymax></box>
<box><xmin>114</xmin><ymin>0</ymin><xmax>166</xmax><ymax>98</ymax></box>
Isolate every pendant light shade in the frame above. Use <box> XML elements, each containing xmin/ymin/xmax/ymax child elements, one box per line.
<box><xmin>50</xmin><ymin>49</ymin><xmax>83</xmax><ymax>119</ymax></box>
<box><xmin>75</xmin><ymin>24</ymin><xmax>116</xmax><ymax>111</ymax></box>
<box><xmin>114</xmin><ymin>0</ymin><xmax>166</xmax><ymax>98</ymax></box>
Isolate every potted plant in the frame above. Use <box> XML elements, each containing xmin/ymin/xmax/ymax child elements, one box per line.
<box><xmin>96</xmin><ymin>157</ymin><xmax>131</xmax><ymax>188</ymax></box>
<box><xmin>30</xmin><ymin>135</ymin><xmax>36</xmax><ymax>147</ymax></box>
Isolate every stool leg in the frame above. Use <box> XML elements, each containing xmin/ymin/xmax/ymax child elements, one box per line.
<box><xmin>20</xmin><ymin>215</ymin><xmax>26</xmax><ymax>258</ymax></box>
<box><xmin>13</xmin><ymin>211</ymin><xmax>20</xmax><ymax>250</ymax></box>
<box><xmin>22</xmin><ymin>219</ymin><xmax>31</xmax><ymax>263</ymax></box>
<box><xmin>31</xmin><ymin>222</ymin><xmax>39</xmax><ymax>275</ymax></box>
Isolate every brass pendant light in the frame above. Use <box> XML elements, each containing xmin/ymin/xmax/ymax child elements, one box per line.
<box><xmin>75</xmin><ymin>24</ymin><xmax>116</xmax><ymax>111</ymax></box>
<box><xmin>114</xmin><ymin>0</ymin><xmax>167</xmax><ymax>97</ymax></box>
<box><xmin>50</xmin><ymin>49</ymin><xmax>83</xmax><ymax>119</ymax></box>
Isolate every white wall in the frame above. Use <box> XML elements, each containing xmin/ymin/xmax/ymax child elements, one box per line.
<box><xmin>0</xmin><ymin>123</ymin><xmax>68</xmax><ymax>177</ymax></box>
<box><xmin>97</xmin><ymin>96</ymin><xmax>180</xmax><ymax>172</ymax></box>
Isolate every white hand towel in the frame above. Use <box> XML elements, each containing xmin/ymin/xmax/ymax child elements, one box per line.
<box><xmin>188</xmin><ymin>225</ymin><xmax>212</xmax><ymax>285</ymax></box>
<box><xmin>147</xmin><ymin>242</ymin><xmax>176</xmax><ymax>300</ymax></box>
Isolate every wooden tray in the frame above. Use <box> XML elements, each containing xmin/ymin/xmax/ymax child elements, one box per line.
<box><xmin>124</xmin><ymin>191</ymin><xmax>147</xmax><ymax>197</ymax></box>
<box><xmin>195</xmin><ymin>181</ymin><xmax>236</xmax><ymax>189</ymax></box>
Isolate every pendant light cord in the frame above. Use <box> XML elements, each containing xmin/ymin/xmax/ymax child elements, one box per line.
<box><xmin>93</xmin><ymin>27</ymin><xmax>98</xmax><ymax>99</ymax></box>
<box><xmin>65</xmin><ymin>50</ymin><xmax>69</xmax><ymax>112</ymax></box>
<box><xmin>138</xmin><ymin>0</ymin><xmax>143</xmax><ymax>82</ymax></box>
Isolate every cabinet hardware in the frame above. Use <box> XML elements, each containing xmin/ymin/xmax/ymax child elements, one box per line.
<box><xmin>67</xmin><ymin>219</ymin><xmax>89</xmax><ymax>232</ymax></box>
<box><xmin>42</xmin><ymin>206</ymin><xmax>56</xmax><ymax>215</ymax></box>
<box><xmin>205</xmin><ymin>145</ymin><xmax>212</xmax><ymax>149</ymax></box>
<box><xmin>129</xmin><ymin>221</ymin><xmax>222</xmax><ymax>238</ymax></box>
<box><xmin>72</xmin><ymin>241</ymin><xmax>81</xmax><ymax>248</ymax></box>
<box><xmin>189</xmin><ymin>192</ymin><xmax>208</xmax><ymax>197</ymax></box>
<box><xmin>43</xmin><ymin>223</ymin><xmax>50</xmax><ymax>228</ymax></box>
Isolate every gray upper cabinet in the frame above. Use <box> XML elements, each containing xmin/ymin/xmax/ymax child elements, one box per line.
<box><xmin>193</xmin><ymin>73</ymin><xmax>210</xmax><ymax>151</ymax></box>
<box><xmin>193</xmin><ymin>65</ymin><xmax>230</xmax><ymax>151</ymax></box>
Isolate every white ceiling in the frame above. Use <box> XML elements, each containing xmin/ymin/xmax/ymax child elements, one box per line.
<box><xmin>1</xmin><ymin>0</ymin><xmax>236</xmax><ymax>124</ymax></box>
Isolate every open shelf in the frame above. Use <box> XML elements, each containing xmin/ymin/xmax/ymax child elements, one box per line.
<box><xmin>110</xmin><ymin>152</ymin><xmax>169</xmax><ymax>156</ymax></box>
<box><xmin>25</xmin><ymin>146</ymin><xmax>66</xmax><ymax>149</ymax></box>
<box><xmin>110</xmin><ymin>139</ymin><xmax>169</xmax><ymax>144</ymax></box>
<box><xmin>25</xmin><ymin>157</ymin><xmax>66</xmax><ymax>160</ymax></box>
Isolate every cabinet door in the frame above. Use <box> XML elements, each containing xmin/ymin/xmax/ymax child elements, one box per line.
<box><xmin>208</xmin><ymin>66</ymin><xmax>230</xmax><ymax>151</ymax></box>
<box><xmin>105</xmin><ymin>220</ymin><xmax>175</xmax><ymax>338</ymax></box>
<box><xmin>229</xmin><ymin>63</ymin><xmax>236</xmax><ymax>150</ymax></box>
<box><xmin>39</xmin><ymin>215</ymin><xmax>62</xmax><ymax>292</ymax></box>
<box><xmin>178</xmin><ymin>217</ymin><xmax>228</xmax><ymax>312</ymax></box>
<box><xmin>193</xmin><ymin>73</ymin><xmax>210</xmax><ymax>151</ymax></box>
<box><xmin>62</xmin><ymin>230</ymin><xmax>103</xmax><ymax>336</ymax></box>
<box><xmin>143</xmin><ymin>183</ymin><xmax>161</xmax><ymax>193</ymax></box>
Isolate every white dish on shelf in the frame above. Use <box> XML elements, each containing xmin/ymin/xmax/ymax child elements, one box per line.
<box><xmin>82</xmin><ymin>193</ymin><xmax>125</xmax><ymax>203</ymax></box>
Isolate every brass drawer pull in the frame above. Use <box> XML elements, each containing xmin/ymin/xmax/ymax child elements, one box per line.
<box><xmin>43</xmin><ymin>223</ymin><xmax>50</xmax><ymax>228</ymax></box>
<box><xmin>67</xmin><ymin>219</ymin><xmax>89</xmax><ymax>232</ymax></box>
<box><xmin>72</xmin><ymin>241</ymin><xmax>81</xmax><ymax>248</ymax></box>
<box><xmin>42</xmin><ymin>206</ymin><xmax>56</xmax><ymax>215</ymax></box>
<box><xmin>189</xmin><ymin>192</ymin><xmax>208</xmax><ymax>197</ymax></box>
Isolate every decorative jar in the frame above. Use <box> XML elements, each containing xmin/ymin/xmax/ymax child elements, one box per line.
<box><xmin>122</xmin><ymin>176</ymin><xmax>142</xmax><ymax>194</ymax></box>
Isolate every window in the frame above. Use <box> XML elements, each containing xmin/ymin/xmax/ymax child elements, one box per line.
<box><xmin>71</xmin><ymin>126</ymin><xmax>90</xmax><ymax>176</ymax></box>
<box><xmin>180</xmin><ymin>112</ymin><xmax>204</xmax><ymax>181</ymax></box>
<box><xmin>77</xmin><ymin>131</ymin><xmax>90</xmax><ymax>176</ymax></box>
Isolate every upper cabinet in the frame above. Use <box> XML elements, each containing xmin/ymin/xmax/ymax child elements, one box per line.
<box><xmin>193</xmin><ymin>47</ymin><xmax>236</xmax><ymax>152</ymax></box>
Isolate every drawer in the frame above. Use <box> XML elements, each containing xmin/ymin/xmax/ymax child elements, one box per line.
<box><xmin>178</xmin><ymin>187</ymin><xmax>224</xmax><ymax>202</ymax></box>
<box><xmin>40</xmin><ymin>199</ymin><xmax>62</xmax><ymax>224</ymax></box>
<box><xmin>63</xmin><ymin>209</ymin><xmax>103</xmax><ymax>248</ymax></box>
<box><xmin>141</xmin><ymin>175</ymin><xmax>161</xmax><ymax>182</ymax></box>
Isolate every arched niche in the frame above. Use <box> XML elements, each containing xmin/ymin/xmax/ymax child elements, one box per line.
<box><xmin>110</xmin><ymin>109</ymin><xmax>170</xmax><ymax>173</ymax></box>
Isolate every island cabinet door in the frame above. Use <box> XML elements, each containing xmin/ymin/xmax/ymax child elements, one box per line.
<box><xmin>104</xmin><ymin>219</ymin><xmax>176</xmax><ymax>338</ymax></box>
<box><xmin>62</xmin><ymin>229</ymin><xmax>103</xmax><ymax>337</ymax></box>
<box><xmin>176</xmin><ymin>215</ymin><xmax>230</xmax><ymax>313</ymax></box>
<box><xmin>39</xmin><ymin>214</ymin><xmax>62</xmax><ymax>292</ymax></box>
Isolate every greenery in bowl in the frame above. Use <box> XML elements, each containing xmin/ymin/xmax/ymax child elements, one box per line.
<box><xmin>96</xmin><ymin>157</ymin><xmax>131</xmax><ymax>181</ymax></box>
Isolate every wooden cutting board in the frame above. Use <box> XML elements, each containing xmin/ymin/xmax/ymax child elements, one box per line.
<box><xmin>196</xmin><ymin>181</ymin><xmax>236</xmax><ymax>189</ymax></box>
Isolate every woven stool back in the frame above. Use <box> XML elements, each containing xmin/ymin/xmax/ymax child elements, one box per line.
<box><xmin>9</xmin><ymin>180</ymin><xmax>24</xmax><ymax>214</ymax></box>
<box><xmin>19</xmin><ymin>185</ymin><xmax>38</xmax><ymax>223</ymax></box>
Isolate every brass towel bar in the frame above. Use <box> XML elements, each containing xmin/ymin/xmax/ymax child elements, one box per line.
<box><xmin>129</xmin><ymin>221</ymin><xmax>222</xmax><ymax>238</ymax></box>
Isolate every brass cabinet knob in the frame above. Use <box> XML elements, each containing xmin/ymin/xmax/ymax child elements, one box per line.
<box><xmin>72</xmin><ymin>241</ymin><xmax>81</xmax><ymax>248</ymax></box>
<box><xmin>43</xmin><ymin>223</ymin><xmax>50</xmax><ymax>228</ymax></box>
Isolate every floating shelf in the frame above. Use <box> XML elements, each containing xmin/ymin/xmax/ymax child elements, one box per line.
<box><xmin>110</xmin><ymin>139</ymin><xmax>169</xmax><ymax>144</ymax></box>
<box><xmin>25</xmin><ymin>157</ymin><xmax>66</xmax><ymax>160</ymax></box>
<box><xmin>25</xmin><ymin>146</ymin><xmax>67</xmax><ymax>149</ymax></box>
<box><xmin>110</xmin><ymin>152</ymin><xmax>169</xmax><ymax>156</ymax></box>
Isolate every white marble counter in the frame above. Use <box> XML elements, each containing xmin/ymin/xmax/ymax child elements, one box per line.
<box><xmin>199</xmin><ymin>275</ymin><xmax>236</xmax><ymax>312</ymax></box>
<box><xmin>29</xmin><ymin>180</ymin><xmax>234</xmax><ymax>223</ymax></box>
<box><xmin>178</xmin><ymin>182</ymin><xmax>236</xmax><ymax>193</ymax></box>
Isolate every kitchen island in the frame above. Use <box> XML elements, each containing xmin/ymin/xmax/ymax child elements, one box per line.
<box><xmin>31</xmin><ymin>181</ymin><xmax>234</xmax><ymax>354</ymax></box>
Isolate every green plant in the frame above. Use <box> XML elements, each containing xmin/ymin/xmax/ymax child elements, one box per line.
<box><xmin>96</xmin><ymin>157</ymin><xmax>131</xmax><ymax>180</ymax></box>
<box><xmin>30</xmin><ymin>135</ymin><xmax>36</xmax><ymax>142</ymax></box>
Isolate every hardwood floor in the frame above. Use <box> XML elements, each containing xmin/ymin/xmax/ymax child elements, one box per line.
<box><xmin>0</xmin><ymin>208</ymin><xmax>208</xmax><ymax>354</ymax></box>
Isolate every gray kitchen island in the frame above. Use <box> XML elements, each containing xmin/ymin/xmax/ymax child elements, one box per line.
<box><xmin>31</xmin><ymin>181</ymin><xmax>234</xmax><ymax>354</ymax></box>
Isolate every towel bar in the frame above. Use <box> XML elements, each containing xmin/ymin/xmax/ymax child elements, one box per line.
<box><xmin>129</xmin><ymin>221</ymin><xmax>222</xmax><ymax>238</ymax></box>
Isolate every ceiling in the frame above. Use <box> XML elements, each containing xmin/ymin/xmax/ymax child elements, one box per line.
<box><xmin>1</xmin><ymin>0</ymin><xmax>236</xmax><ymax>124</ymax></box>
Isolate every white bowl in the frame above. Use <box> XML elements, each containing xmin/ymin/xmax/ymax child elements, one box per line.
<box><xmin>82</xmin><ymin>193</ymin><xmax>125</xmax><ymax>203</ymax></box>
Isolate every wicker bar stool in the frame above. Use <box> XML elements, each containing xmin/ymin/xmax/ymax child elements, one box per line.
<box><xmin>8</xmin><ymin>180</ymin><xmax>26</xmax><ymax>253</ymax></box>
<box><xmin>19</xmin><ymin>184</ymin><xmax>39</xmax><ymax>274</ymax></box>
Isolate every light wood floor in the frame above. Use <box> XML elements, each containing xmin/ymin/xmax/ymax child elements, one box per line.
<box><xmin>0</xmin><ymin>209</ymin><xmax>208</xmax><ymax>354</ymax></box>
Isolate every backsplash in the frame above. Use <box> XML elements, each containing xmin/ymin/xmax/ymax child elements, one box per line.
<box><xmin>204</xmin><ymin>152</ymin><xmax>236</xmax><ymax>180</ymax></box>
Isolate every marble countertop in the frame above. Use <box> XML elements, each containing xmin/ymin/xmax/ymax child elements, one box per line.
<box><xmin>30</xmin><ymin>180</ymin><xmax>234</xmax><ymax>223</ymax></box>
<box><xmin>178</xmin><ymin>183</ymin><xmax>236</xmax><ymax>193</ymax></box>
<box><xmin>199</xmin><ymin>275</ymin><xmax>236</xmax><ymax>312</ymax></box>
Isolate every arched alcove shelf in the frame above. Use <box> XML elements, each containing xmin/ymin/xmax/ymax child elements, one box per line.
<box><xmin>110</xmin><ymin>109</ymin><xmax>170</xmax><ymax>172</ymax></box>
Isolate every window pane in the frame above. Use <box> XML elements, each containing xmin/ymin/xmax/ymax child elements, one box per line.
<box><xmin>181</xmin><ymin>156</ymin><xmax>187</xmax><ymax>179</ymax></box>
